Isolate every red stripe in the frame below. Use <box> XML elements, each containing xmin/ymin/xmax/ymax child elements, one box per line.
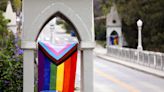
<box><xmin>69</xmin><ymin>51</ymin><xmax>78</xmax><ymax>92</ymax></box>
<box><xmin>63</xmin><ymin>57</ymin><xmax>71</xmax><ymax>92</ymax></box>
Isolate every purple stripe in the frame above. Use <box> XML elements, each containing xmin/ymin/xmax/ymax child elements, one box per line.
<box><xmin>38</xmin><ymin>50</ymin><xmax>45</xmax><ymax>92</ymax></box>
<box><xmin>43</xmin><ymin>57</ymin><xmax>51</xmax><ymax>90</ymax></box>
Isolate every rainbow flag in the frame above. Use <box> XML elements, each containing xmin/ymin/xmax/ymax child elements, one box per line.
<box><xmin>38</xmin><ymin>41</ymin><xmax>78</xmax><ymax>92</ymax></box>
<box><xmin>110</xmin><ymin>36</ymin><xmax>118</xmax><ymax>45</ymax></box>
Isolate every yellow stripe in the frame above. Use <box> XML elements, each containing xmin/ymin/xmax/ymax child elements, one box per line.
<box><xmin>56</xmin><ymin>63</ymin><xmax>65</xmax><ymax>91</ymax></box>
<box><xmin>95</xmin><ymin>68</ymin><xmax>140</xmax><ymax>92</ymax></box>
<box><xmin>114</xmin><ymin>39</ymin><xmax>118</xmax><ymax>45</ymax></box>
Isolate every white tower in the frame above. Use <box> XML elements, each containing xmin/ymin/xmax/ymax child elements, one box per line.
<box><xmin>22</xmin><ymin>0</ymin><xmax>94</xmax><ymax>92</ymax></box>
<box><xmin>3</xmin><ymin>1</ymin><xmax>17</xmax><ymax>34</ymax></box>
<box><xmin>106</xmin><ymin>4</ymin><xmax>122</xmax><ymax>47</ymax></box>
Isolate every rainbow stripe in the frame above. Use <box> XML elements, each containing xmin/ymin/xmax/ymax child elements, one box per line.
<box><xmin>38</xmin><ymin>41</ymin><xmax>78</xmax><ymax>92</ymax></box>
<box><xmin>110</xmin><ymin>36</ymin><xmax>119</xmax><ymax>45</ymax></box>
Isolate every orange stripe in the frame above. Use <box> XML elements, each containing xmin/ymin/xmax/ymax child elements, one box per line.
<box><xmin>63</xmin><ymin>57</ymin><xmax>72</xmax><ymax>92</ymax></box>
<box><xmin>69</xmin><ymin>51</ymin><xmax>78</xmax><ymax>92</ymax></box>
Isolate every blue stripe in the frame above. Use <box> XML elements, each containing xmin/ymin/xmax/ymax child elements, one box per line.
<box><xmin>41</xmin><ymin>90</ymin><xmax>56</xmax><ymax>92</ymax></box>
<box><xmin>43</xmin><ymin>57</ymin><xmax>51</xmax><ymax>90</ymax></box>
<box><xmin>39</xmin><ymin>42</ymin><xmax>76</xmax><ymax>60</ymax></box>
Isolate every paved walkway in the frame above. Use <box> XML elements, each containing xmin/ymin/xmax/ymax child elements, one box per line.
<box><xmin>94</xmin><ymin>45</ymin><xmax>164</xmax><ymax>78</ymax></box>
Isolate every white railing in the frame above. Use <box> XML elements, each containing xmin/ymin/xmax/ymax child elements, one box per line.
<box><xmin>107</xmin><ymin>46</ymin><xmax>164</xmax><ymax>71</ymax></box>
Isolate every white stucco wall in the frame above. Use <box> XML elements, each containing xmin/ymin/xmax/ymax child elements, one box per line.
<box><xmin>22</xmin><ymin>0</ymin><xmax>94</xmax><ymax>43</ymax></box>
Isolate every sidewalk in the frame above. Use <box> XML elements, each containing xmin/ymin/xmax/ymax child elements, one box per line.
<box><xmin>94</xmin><ymin>45</ymin><xmax>164</xmax><ymax>78</ymax></box>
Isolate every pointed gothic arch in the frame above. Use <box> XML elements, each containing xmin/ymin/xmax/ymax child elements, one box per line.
<box><xmin>36</xmin><ymin>11</ymin><xmax>81</xmax><ymax>41</ymax></box>
<box><xmin>109</xmin><ymin>31</ymin><xmax>119</xmax><ymax>45</ymax></box>
<box><xmin>25</xmin><ymin>3</ymin><xmax>92</xmax><ymax>42</ymax></box>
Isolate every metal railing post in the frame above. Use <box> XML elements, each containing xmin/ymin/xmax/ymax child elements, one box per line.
<box><xmin>154</xmin><ymin>53</ymin><xmax>157</xmax><ymax>69</ymax></box>
<box><xmin>106</xmin><ymin>45</ymin><xmax>164</xmax><ymax>71</ymax></box>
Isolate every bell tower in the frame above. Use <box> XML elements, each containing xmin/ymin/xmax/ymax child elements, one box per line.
<box><xmin>106</xmin><ymin>4</ymin><xmax>122</xmax><ymax>47</ymax></box>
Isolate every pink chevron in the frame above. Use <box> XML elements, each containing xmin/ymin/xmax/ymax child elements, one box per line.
<box><xmin>44</xmin><ymin>42</ymin><xmax>71</xmax><ymax>56</ymax></box>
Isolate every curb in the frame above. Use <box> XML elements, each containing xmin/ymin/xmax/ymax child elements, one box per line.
<box><xmin>95</xmin><ymin>53</ymin><xmax>164</xmax><ymax>78</ymax></box>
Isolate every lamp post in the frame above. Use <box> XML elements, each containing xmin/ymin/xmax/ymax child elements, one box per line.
<box><xmin>137</xmin><ymin>19</ymin><xmax>143</xmax><ymax>51</ymax></box>
<box><xmin>16</xmin><ymin>16</ymin><xmax>21</xmax><ymax>36</ymax></box>
<box><xmin>50</xmin><ymin>22</ymin><xmax>55</xmax><ymax>44</ymax></box>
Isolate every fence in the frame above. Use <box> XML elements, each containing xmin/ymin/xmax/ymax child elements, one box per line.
<box><xmin>107</xmin><ymin>46</ymin><xmax>164</xmax><ymax>71</ymax></box>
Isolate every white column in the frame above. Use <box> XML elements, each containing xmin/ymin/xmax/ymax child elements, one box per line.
<box><xmin>80</xmin><ymin>49</ymin><xmax>93</xmax><ymax>92</ymax></box>
<box><xmin>137</xmin><ymin>26</ymin><xmax>143</xmax><ymax>50</ymax></box>
<box><xmin>23</xmin><ymin>50</ymin><xmax>34</xmax><ymax>92</ymax></box>
<box><xmin>50</xmin><ymin>25</ymin><xmax>54</xmax><ymax>44</ymax></box>
<box><xmin>119</xmin><ymin>35</ymin><xmax>123</xmax><ymax>47</ymax></box>
<box><xmin>137</xmin><ymin>19</ymin><xmax>143</xmax><ymax>50</ymax></box>
<box><xmin>106</xmin><ymin>35</ymin><xmax>109</xmax><ymax>47</ymax></box>
<box><xmin>106</xmin><ymin>28</ymin><xmax>109</xmax><ymax>47</ymax></box>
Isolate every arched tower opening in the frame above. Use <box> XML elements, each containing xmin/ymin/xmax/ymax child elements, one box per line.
<box><xmin>110</xmin><ymin>31</ymin><xmax>119</xmax><ymax>45</ymax></box>
<box><xmin>36</xmin><ymin>12</ymin><xmax>81</xmax><ymax>41</ymax></box>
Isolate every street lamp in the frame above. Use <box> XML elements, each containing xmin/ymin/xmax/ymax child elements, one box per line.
<box><xmin>50</xmin><ymin>22</ymin><xmax>55</xmax><ymax>44</ymax></box>
<box><xmin>16</xmin><ymin>16</ymin><xmax>21</xmax><ymax>36</ymax></box>
<box><xmin>137</xmin><ymin>19</ymin><xmax>143</xmax><ymax>50</ymax></box>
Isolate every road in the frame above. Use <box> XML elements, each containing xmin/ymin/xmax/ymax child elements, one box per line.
<box><xmin>93</xmin><ymin>55</ymin><xmax>164</xmax><ymax>92</ymax></box>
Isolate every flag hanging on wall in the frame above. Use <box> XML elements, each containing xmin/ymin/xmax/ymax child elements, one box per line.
<box><xmin>110</xmin><ymin>35</ymin><xmax>119</xmax><ymax>45</ymax></box>
<box><xmin>38</xmin><ymin>41</ymin><xmax>78</xmax><ymax>92</ymax></box>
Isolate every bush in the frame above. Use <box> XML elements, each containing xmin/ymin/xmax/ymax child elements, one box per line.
<box><xmin>0</xmin><ymin>33</ymin><xmax>23</xmax><ymax>92</ymax></box>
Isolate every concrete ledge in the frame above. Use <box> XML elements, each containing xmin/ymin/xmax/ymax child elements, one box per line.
<box><xmin>96</xmin><ymin>53</ymin><xmax>164</xmax><ymax>78</ymax></box>
<box><xmin>21</xmin><ymin>41</ymin><xmax>36</xmax><ymax>50</ymax></box>
<box><xmin>79</xmin><ymin>41</ymin><xmax>95</xmax><ymax>50</ymax></box>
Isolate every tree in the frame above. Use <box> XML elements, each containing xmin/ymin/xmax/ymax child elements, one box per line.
<box><xmin>94</xmin><ymin>0</ymin><xmax>112</xmax><ymax>41</ymax></box>
<box><xmin>13</xmin><ymin>0</ymin><xmax>21</xmax><ymax>15</ymax></box>
<box><xmin>98</xmin><ymin>0</ymin><xmax>112</xmax><ymax>16</ymax></box>
<box><xmin>0</xmin><ymin>11</ymin><xmax>9</xmax><ymax>48</ymax></box>
<box><xmin>94</xmin><ymin>0</ymin><xmax>113</xmax><ymax>16</ymax></box>
<box><xmin>0</xmin><ymin>0</ymin><xmax>7</xmax><ymax>11</ymax></box>
<box><xmin>115</xmin><ymin>0</ymin><xmax>164</xmax><ymax>52</ymax></box>
<box><xmin>95</xmin><ymin>20</ymin><xmax>106</xmax><ymax>41</ymax></box>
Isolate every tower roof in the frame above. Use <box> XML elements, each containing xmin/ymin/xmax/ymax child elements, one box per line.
<box><xmin>106</xmin><ymin>4</ymin><xmax>121</xmax><ymax>27</ymax></box>
<box><xmin>3</xmin><ymin>1</ymin><xmax>16</xmax><ymax>26</ymax></box>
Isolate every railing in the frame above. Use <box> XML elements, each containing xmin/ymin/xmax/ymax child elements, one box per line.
<box><xmin>107</xmin><ymin>46</ymin><xmax>164</xmax><ymax>71</ymax></box>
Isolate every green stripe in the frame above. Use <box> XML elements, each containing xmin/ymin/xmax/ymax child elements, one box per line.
<box><xmin>50</xmin><ymin>63</ymin><xmax>57</xmax><ymax>90</ymax></box>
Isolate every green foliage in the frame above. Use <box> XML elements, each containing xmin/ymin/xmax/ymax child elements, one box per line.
<box><xmin>13</xmin><ymin>0</ymin><xmax>21</xmax><ymax>10</ymax></box>
<box><xmin>122</xmin><ymin>21</ymin><xmax>138</xmax><ymax>48</ymax></box>
<box><xmin>0</xmin><ymin>42</ymin><xmax>23</xmax><ymax>92</ymax></box>
<box><xmin>98</xmin><ymin>0</ymin><xmax>112</xmax><ymax>15</ymax></box>
<box><xmin>0</xmin><ymin>11</ymin><xmax>8</xmax><ymax>33</ymax></box>
<box><xmin>0</xmin><ymin>0</ymin><xmax>22</xmax><ymax>14</ymax></box>
<box><xmin>95</xmin><ymin>0</ymin><xmax>112</xmax><ymax>41</ymax></box>
<box><xmin>0</xmin><ymin>0</ymin><xmax>7</xmax><ymax>11</ymax></box>
<box><xmin>0</xmin><ymin>11</ymin><xmax>23</xmax><ymax>91</ymax></box>
<box><xmin>96</xmin><ymin>40</ymin><xmax>106</xmax><ymax>48</ymax></box>
<box><xmin>13</xmin><ymin>0</ymin><xmax>21</xmax><ymax>14</ymax></box>
<box><xmin>95</xmin><ymin>20</ymin><xmax>106</xmax><ymax>41</ymax></box>
<box><xmin>56</xmin><ymin>18</ymin><xmax>74</xmax><ymax>33</ymax></box>
<box><xmin>95</xmin><ymin>0</ymin><xmax>113</xmax><ymax>16</ymax></box>
<box><xmin>115</xmin><ymin>0</ymin><xmax>164</xmax><ymax>52</ymax></box>
<box><xmin>0</xmin><ymin>11</ymin><xmax>9</xmax><ymax>48</ymax></box>
<box><xmin>0</xmin><ymin>31</ymin><xmax>23</xmax><ymax>91</ymax></box>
